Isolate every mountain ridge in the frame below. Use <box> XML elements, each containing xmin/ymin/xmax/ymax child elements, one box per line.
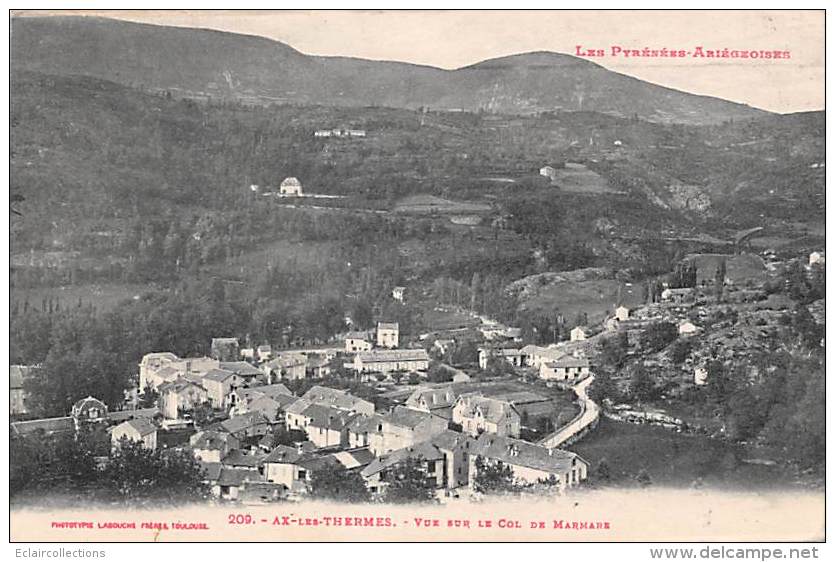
<box><xmin>11</xmin><ymin>15</ymin><xmax>768</xmax><ymax>125</ymax></box>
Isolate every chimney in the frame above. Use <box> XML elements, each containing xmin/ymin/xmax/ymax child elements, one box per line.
<box><xmin>296</xmin><ymin>442</ymin><xmax>304</xmax><ymax>455</ymax></box>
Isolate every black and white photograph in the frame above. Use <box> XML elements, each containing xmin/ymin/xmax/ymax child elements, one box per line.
<box><xmin>7</xmin><ymin>8</ymin><xmax>826</xmax><ymax>544</ymax></box>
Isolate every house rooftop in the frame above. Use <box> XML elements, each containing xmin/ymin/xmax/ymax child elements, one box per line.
<box><xmin>220</xmin><ymin>412</ymin><xmax>269</xmax><ymax>434</ymax></box>
<box><xmin>302</xmin><ymin>385</ymin><xmax>373</xmax><ymax>412</ymax></box>
<box><xmin>221</xmin><ymin>449</ymin><xmax>267</xmax><ymax>468</ymax></box>
<box><xmin>360</xmin><ymin>440</ymin><xmax>444</xmax><ymax>479</ymax></box>
<box><xmin>456</xmin><ymin>394</ymin><xmax>519</xmax><ymax>424</ymax></box>
<box><xmin>219</xmin><ymin>361</ymin><xmax>263</xmax><ymax>377</ymax></box>
<box><xmin>381</xmin><ymin>406</ymin><xmax>438</xmax><ymax>430</ymax></box>
<box><xmin>545</xmin><ymin>356</ymin><xmax>590</xmax><ymax>369</ymax></box>
<box><xmin>345</xmin><ymin>330</ymin><xmax>373</xmax><ymax>340</ymax></box>
<box><xmin>203</xmin><ymin>368</ymin><xmax>237</xmax><ymax>383</ymax></box>
<box><xmin>356</xmin><ymin>349</ymin><xmax>429</xmax><ymax>363</ymax></box>
<box><xmin>304</xmin><ymin>404</ymin><xmax>359</xmax><ymax>431</ymax></box>
<box><xmin>471</xmin><ymin>433</ymin><xmax>584</xmax><ymax>474</ymax></box>
<box><xmin>190</xmin><ymin>430</ymin><xmax>237</xmax><ymax>450</ymax></box>
<box><xmin>116</xmin><ymin>418</ymin><xmax>157</xmax><ymax>437</ymax></box>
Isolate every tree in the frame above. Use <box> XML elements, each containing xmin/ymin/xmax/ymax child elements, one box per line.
<box><xmin>426</xmin><ymin>362</ymin><xmax>453</xmax><ymax>383</ymax></box>
<box><xmin>383</xmin><ymin>457</ymin><xmax>437</xmax><ymax>503</ymax></box>
<box><xmin>104</xmin><ymin>439</ymin><xmax>210</xmax><ymax>505</ymax></box>
<box><xmin>640</xmin><ymin>321</ymin><xmax>678</xmax><ymax>352</ymax></box>
<box><xmin>628</xmin><ymin>365</ymin><xmax>656</xmax><ymax>402</ymax></box>
<box><xmin>635</xmin><ymin>469</ymin><xmax>652</xmax><ymax>487</ymax></box>
<box><xmin>472</xmin><ymin>456</ymin><xmax>524</xmax><ymax>494</ymax></box>
<box><xmin>307</xmin><ymin>461</ymin><xmax>370</xmax><ymax>503</ymax></box>
<box><xmin>191</xmin><ymin>401</ymin><xmax>215</xmax><ymax>427</ymax></box>
<box><xmin>598</xmin><ymin>332</ymin><xmax>628</xmax><ymax>369</ymax></box>
<box><xmin>138</xmin><ymin>384</ymin><xmax>159</xmax><ymax>408</ymax></box>
<box><xmin>588</xmin><ymin>369</ymin><xmax>619</xmax><ymax>404</ymax></box>
<box><xmin>669</xmin><ymin>338</ymin><xmax>694</xmax><ymax>365</ymax></box>
<box><xmin>595</xmin><ymin>458</ymin><xmax>611</xmax><ymax>481</ymax></box>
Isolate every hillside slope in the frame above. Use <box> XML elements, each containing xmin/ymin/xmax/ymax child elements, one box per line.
<box><xmin>11</xmin><ymin>16</ymin><xmax>767</xmax><ymax>125</ymax></box>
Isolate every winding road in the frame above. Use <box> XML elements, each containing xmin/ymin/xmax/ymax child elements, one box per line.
<box><xmin>538</xmin><ymin>374</ymin><xmax>600</xmax><ymax>449</ymax></box>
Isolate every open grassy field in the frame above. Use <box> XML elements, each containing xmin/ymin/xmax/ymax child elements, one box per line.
<box><xmin>394</xmin><ymin>194</ymin><xmax>492</xmax><ymax>215</ymax></box>
<box><xmin>11</xmin><ymin>283</ymin><xmax>153</xmax><ymax>313</ymax></box>
<box><xmin>421</xmin><ymin>308</ymin><xmax>481</xmax><ymax>331</ymax></box>
<box><xmin>684</xmin><ymin>253</ymin><xmax>767</xmax><ymax>285</ymax></box>
<box><xmin>518</xmin><ymin>278</ymin><xmax>646</xmax><ymax>325</ymax></box>
<box><xmin>572</xmin><ymin>417</ymin><xmax>807</xmax><ymax>491</ymax></box>
<box><xmin>207</xmin><ymin>239</ymin><xmax>339</xmax><ymax>281</ymax></box>
<box><xmin>550</xmin><ymin>163</ymin><xmax>619</xmax><ymax>194</ymax></box>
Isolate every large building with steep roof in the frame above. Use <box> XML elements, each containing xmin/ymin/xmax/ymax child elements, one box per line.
<box><xmin>452</xmin><ymin>394</ymin><xmax>521</xmax><ymax>438</ymax></box>
<box><xmin>368</xmin><ymin>405</ymin><xmax>448</xmax><ymax>455</ymax></box>
<box><xmin>468</xmin><ymin>433</ymin><xmax>588</xmax><ymax>492</ymax></box>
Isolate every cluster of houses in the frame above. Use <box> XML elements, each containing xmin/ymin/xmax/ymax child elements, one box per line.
<box><xmin>202</xmin><ymin>379</ymin><xmax>586</xmax><ymax>500</ymax></box>
<box><xmin>477</xmin><ymin>342</ymin><xmax>592</xmax><ymax>384</ymax></box>
<box><xmin>11</xmin><ymin>372</ymin><xmax>589</xmax><ymax>502</ymax></box>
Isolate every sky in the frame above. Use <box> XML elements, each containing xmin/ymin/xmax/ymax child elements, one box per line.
<box><xmin>16</xmin><ymin>10</ymin><xmax>825</xmax><ymax>114</ymax></box>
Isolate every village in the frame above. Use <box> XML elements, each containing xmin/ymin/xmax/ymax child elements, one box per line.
<box><xmin>10</xmin><ymin>246</ymin><xmax>823</xmax><ymax>503</ymax></box>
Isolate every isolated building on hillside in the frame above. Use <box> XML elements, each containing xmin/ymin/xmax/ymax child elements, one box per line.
<box><xmin>539</xmin><ymin>165</ymin><xmax>557</xmax><ymax>181</ymax></box>
<box><xmin>678</xmin><ymin>320</ymin><xmax>700</xmax><ymax>336</ymax></box>
<box><xmin>391</xmin><ymin>286</ymin><xmax>405</xmax><ymax>302</ymax></box>
<box><xmin>111</xmin><ymin>419</ymin><xmax>158</xmax><ymax>451</ymax></box>
<box><xmin>615</xmin><ymin>305</ymin><xmax>630</xmax><ymax>322</ymax></box>
<box><xmin>570</xmin><ymin>326</ymin><xmax>587</xmax><ymax>342</ymax></box>
<box><xmin>694</xmin><ymin>366</ymin><xmax>709</xmax><ymax>386</ymax></box>
<box><xmin>279</xmin><ymin>177</ymin><xmax>303</xmax><ymax>196</ymax></box>
<box><xmin>211</xmin><ymin>338</ymin><xmax>240</xmax><ymax>362</ymax></box>
<box><xmin>452</xmin><ymin>394</ymin><xmax>521</xmax><ymax>438</ymax></box>
<box><xmin>377</xmin><ymin>322</ymin><xmax>400</xmax><ymax>348</ymax></box>
<box><xmin>809</xmin><ymin>251</ymin><xmax>825</xmax><ymax>266</ymax></box>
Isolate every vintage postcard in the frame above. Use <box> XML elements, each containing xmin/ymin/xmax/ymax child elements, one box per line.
<box><xmin>7</xmin><ymin>9</ymin><xmax>825</xmax><ymax>543</ymax></box>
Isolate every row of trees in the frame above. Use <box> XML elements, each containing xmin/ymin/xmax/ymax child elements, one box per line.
<box><xmin>11</xmin><ymin>432</ymin><xmax>209</xmax><ymax>505</ymax></box>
